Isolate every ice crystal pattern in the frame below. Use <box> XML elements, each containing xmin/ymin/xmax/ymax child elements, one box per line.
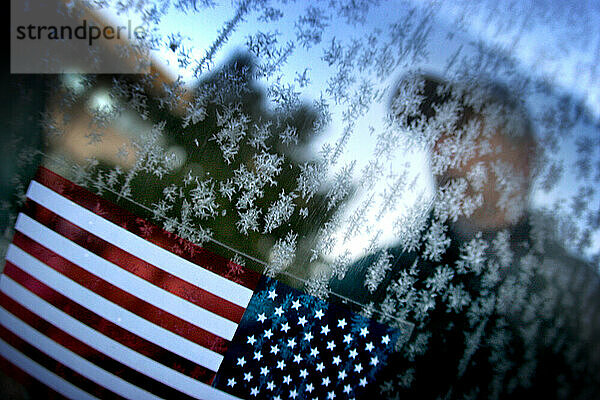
<box><xmin>4</xmin><ymin>0</ymin><xmax>600</xmax><ymax>398</ymax></box>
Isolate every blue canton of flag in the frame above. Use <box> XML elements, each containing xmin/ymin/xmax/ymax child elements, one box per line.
<box><xmin>212</xmin><ymin>277</ymin><xmax>403</xmax><ymax>400</ymax></box>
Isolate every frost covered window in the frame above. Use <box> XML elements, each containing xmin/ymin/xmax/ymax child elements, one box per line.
<box><xmin>3</xmin><ymin>0</ymin><xmax>600</xmax><ymax>398</ymax></box>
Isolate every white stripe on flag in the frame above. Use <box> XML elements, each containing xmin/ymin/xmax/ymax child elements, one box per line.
<box><xmin>5</xmin><ymin>244</ymin><xmax>224</xmax><ymax>372</ymax></box>
<box><xmin>0</xmin><ymin>337</ymin><xmax>100</xmax><ymax>400</ymax></box>
<box><xmin>0</xmin><ymin>306</ymin><xmax>162</xmax><ymax>400</ymax></box>
<box><xmin>0</xmin><ymin>275</ymin><xmax>243</xmax><ymax>400</ymax></box>
<box><xmin>15</xmin><ymin>213</ymin><xmax>238</xmax><ymax>341</ymax></box>
<box><xmin>26</xmin><ymin>181</ymin><xmax>253</xmax><ymax>308</ymax></box>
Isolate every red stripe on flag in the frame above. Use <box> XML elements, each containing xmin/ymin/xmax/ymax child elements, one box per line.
<box><xmin>2</xmin><ymin>262</ymin><xmax>216</xmax><ymax>383</ymax></box>
<box><xmin>34</xmin><ymin>167</ymin><xmax>261</xmax><ymax>290</ymax></box>
<box><xmin>0</xmin><ymin>292</ymin><xmax>205</xmax><ymax>400</ymax></box>
<box><xmin>0</xmin><ymin>321</ymin><xmax>126</xmax><ymax>400</ymax></box>
<box><xmin>0</xmin><ymin>354</ymin><xmax>69</xmax><ymax>400</ymax></box>
<box><xmin>8</xmin><ymin>235</ymin><xmax>230</xmax><ymax>354</ymax></box>
<box><xmin>24</xmin><ymin>200</ymin><xmax>246</xmax><ymax>324</ymax></box>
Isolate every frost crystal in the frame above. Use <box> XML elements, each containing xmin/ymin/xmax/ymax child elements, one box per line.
<box><xmin>394</xmin><ymin>195</ymin><xmax>430</xmax><ymax>253</ymax></box>
<box><xmin>365</xmin><ymin>250</ymin><xmax>393</xmax><ymax>293</ymax></box>
<box><xmin>263</xmin><ymin>190</ymin><xmax>297</xmax><ymax>233</ymax></box>
<box><xmin>278</xmin><ymin>125</ymin><xmax>298</xmax><ymax>145</ymax></box>
<box><xmin>422</xmin><ymin>219</ymin><xmax>451</xmax><ymax>262</ymax></box>
<box><xmin>326</xmin><ymin>161</ymin><xmax>356</xmax><ymax>211</ymax></box>
<box><xmin>189</xmin><ymin>179</ymin><xmax>219</xmax><ymax>219</ymax></box>
<box><xmin>211</xmin><ymin>105</ymin><xmax>249</xmax><ymax>164</ymax></box>
<box><xmin>305</xmin><ymin>271</ymin><xmax>330</xmax><ymax>300</ymax></box>
<box><xmin>248</xmin><ymin>122</ymin><xmax>272</xmax><ymax>150</ymax></box>
<box><xmin>434</xmin><ymin>178</ymin><xmax>482</xmax><ymax>223</ymax></box>
<box><xmin>456</xmin><ymin>232</ymin><xmax>489</xmax><ymax>275</ymax></box>
<box><xmin>236</xmin><ymin>207</ymin><xmax>261</xmax><ymax>235</ymax></box>
<box><xmin>425</xmin><ymin>265</ymin><xmax>455</xmax><ymax>294</ymax></box>
<box><xmin>390</xmin><ymin>74</ymin><xmax>425</xmax><ymax>119</ymax></box>
<box><xmin>444</xmin><ymin>283</ymin><xmax>471</xmax><ymax>313</ymax></box>
<box><xmin>266</xmin><ymin>231</ymin><xmax>298</xmax><ymax>277</ymax></box>
<box><xmin>296</xmin><ymin>162</ymin><xmax>324</xmax><ymax>201</ymax></box>
<box><xmin>253</xmin><ymin>151</ymin><xmax>284</xmax><ymax>187</ymax></box>
<box><xmin>492</xmin><ymin>230</ymin><xmax>513</xmax><ymax>266</ymax></box>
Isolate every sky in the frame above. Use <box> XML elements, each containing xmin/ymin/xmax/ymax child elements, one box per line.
<box><xmin>97</xmin><ymin>0</ymin><xmax>600</xmax><ymax>260</ymax></box>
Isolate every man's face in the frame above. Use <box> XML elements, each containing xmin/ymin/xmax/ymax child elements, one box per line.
<box><xmin>434</xmin><ymin>128</ymin><xmax>532</xmax><ymax>232</ymax></box>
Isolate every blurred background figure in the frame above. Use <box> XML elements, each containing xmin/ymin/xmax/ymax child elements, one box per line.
<box><xmin>331</xmin><ymin>72</ymin><xmax>600</xmax><ymax>399</ymax></box>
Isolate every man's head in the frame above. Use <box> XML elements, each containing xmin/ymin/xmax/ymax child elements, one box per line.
<box><xmin>391</xmin><ymin>72</ymin><xmax>537</xmax><ymax>231</ymax></box>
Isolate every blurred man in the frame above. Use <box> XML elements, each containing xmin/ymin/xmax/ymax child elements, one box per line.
<box><xmin>331</xmin><ymin>73</ymin><xmax>600</xmax><ymax>399</ymax></box>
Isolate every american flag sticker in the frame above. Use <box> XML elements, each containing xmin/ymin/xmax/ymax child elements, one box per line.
<box><xmin>0</xmin><ymin>167</ymin><xmax>405</xmax><ymax>399</ymax></box>
<box><xmin>212</xmin><ymin>277</ymin><xmax>403</xmax><ymax>400</ymax></box>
